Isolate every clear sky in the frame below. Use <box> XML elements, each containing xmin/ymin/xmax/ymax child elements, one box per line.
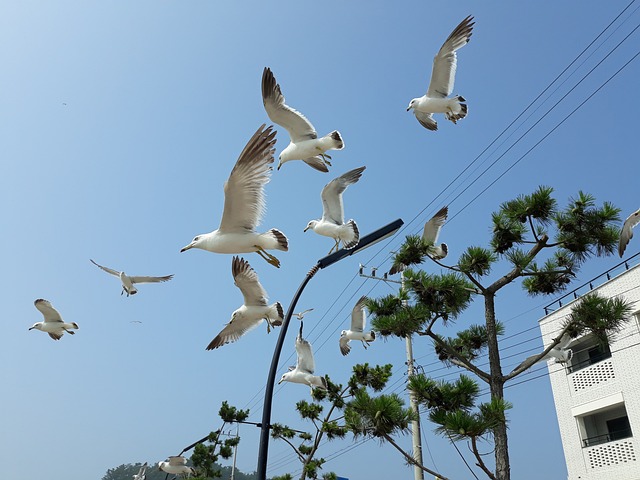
<box><xmin>2</xmin><ymin>1</ymin><xmax>639</xmax><ymax>479</ymax></box>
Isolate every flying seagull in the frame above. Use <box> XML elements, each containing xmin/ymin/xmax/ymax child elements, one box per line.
<box><xmin>292</xmin><ymin>308</ymin><xmax>314</xmax><ymax>320</ymax></box>
<box><xmin>523</xmin><ymin>332</ymin><xmax>574</xmax><ymax>367</ymax></box>
<box><xmin>278</xmin><ymin>321</ymin><xmax>327</xmax><ymax>390</ymax></box>
<box><xmin>206</xmin><ymin>256</ymin><xmax>284</xmax><ymax>350</ymax></box>
<box><xmin>339</xmin><ymin>296</ymin><xmax>375</xmax><ymax>356</ymax></box>
<box><xmin>407</xmin><ymin>16</ymin><xmax>474</xmax><ymax>131</ymax></box>
<box><xmin>304</xmin><ymin>166</ymin><xmax>366</xmax><ymax>254</ymax></box>
<box><xmin>132</xmin><ymin>462</ymin><xmax>147</xmax><ymax>480</ymax></box>
<box><xmin>90</xmin><ymin>259</ymin><xmax>173</xmax><ymax>297</ymax></box>
<box><xmin>158</xmin><ymin>456</ymin><xmax>196</xmax><ymax>476</ymax></box>
<box><xmin>29</xmin><ymin>299</ymin><xmax>79</xmax><ymax>340</ymax></box>
<box><xmin>181</xmin><ymin>124</ymin><xmax>288</xmax><ymax>268</ymax></box>
<box><xmin>262</xmin><ymin>67</ymin><xmax>344</xmax><ymax>172</ymax></box>
<box><xmin>619</xmin><ymin>207</ymin><xmax>640</xmax><ymax>257</ymax></box>
<box><xmin>389</xmin><ymin>206</ymin><xmax>448</xmax><ymax>275</ymax></box>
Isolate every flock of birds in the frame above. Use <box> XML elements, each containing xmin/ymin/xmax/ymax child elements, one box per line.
<box><xmin>25</xmin><ymin>15</ymin><xmax>640</xmax><ymax>478</ymax></box>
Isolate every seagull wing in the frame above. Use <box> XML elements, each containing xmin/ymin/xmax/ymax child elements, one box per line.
<box><xmin>296</xmin><ymin>334</ymin><xmax>316</xmax><ymax>374</ymax></box>
<box><xmin>414</xmin><ymin>111</ymin><xmax>438</xmax><ymax>131</ymax></box>
<box><xmin>34</xmin><ymin>299</ymin><xmax>63</xmax><ymax>323</ymax></box>
<box><xmin>232</xmin><ymin>256</ymin><xmax>268</xmax><ymax>306</ymax></box>
<box><xmin>619</xmin><ymin>208</ymin><xmax>640</xmax><ymax>257</ymax></box>
<box><xmin>262</xmin><ymin>67</ymin><xmax>317</xmax><ymax>143</ymax></box>
<box><xmin>556</xmin><ymin>332</ymin><xmax>573</xmax><ymax>350</ymax></box>
<box><xmin>219</xmin><ymin>125</ymin><xmax>277</xmax><ymax>233</ymax></box>
<box><xmin>426</xmin><ymin>16</ymin><xmax>474</xmax><ymax>98</ymax></box>
<box><xmin>206</xmin><ymin>315</ymin><xmax>262</xmax><ymax>350</ymax></box>
<box><xmin>320</xmin><ymin>166</ymin><xmax>366</xmax><ymax>224</ymax></box>
<box><xmin>339</xmin><ymin>336</ymin><xmax>351</xmax><ymax>356</ymax></box>
<box><xmin>350</xmin><ymin>295</ymin><xmax>368</xmax><ymax>332</ymax></box>
<box><xmin>90</xmin><ymin>259</ymin><xmax>121</xmax><ymax>278</ymax></box>
<box><xmin>129</xmin><ymin>274</ymin><xmax>174</xmax><ymax>284</ymax></box>
<box><xmin>168</xmin><ymin>456</ymin><xmax>187</xmax><ymax>466</ymax></box>
<box><xmin>423</xmin><ymin>206</ymin><xmax>448</xmax><ymax>243</ymax></box>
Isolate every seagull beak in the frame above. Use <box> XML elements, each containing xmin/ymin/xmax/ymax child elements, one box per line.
<box><xmin>28</xmin><ymin>326</ymin><xmax>35</xmax><ymax>330</ymax></box>
<box><xmin>277</xmin><ymin>161</ymin><xmax>282</xmax><ymax>171</ymax></box>
<box><xmin>278</xmin><ymin>378</ymin><xmax>284</xmax><ymax>384</ymax></box>
<box><xmin>180</xmin><ymin>243</ymin><xmax>194</xmax><ymax>253</ymax></box>
<box><xmin>406</xmin><ymin>106</ymin><xmax>411</xmax><ymax>112</ymax></box>
<box><xmin>303</xmin><ymin>226</ymin><xmax>310</xmax><ymax>233</ymax></box>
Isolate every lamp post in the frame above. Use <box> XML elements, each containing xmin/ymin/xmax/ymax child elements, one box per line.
<box><xmin>256</xmin><ymin>219</ymin><xmax>404</xmax><ymax>480</ymax></box>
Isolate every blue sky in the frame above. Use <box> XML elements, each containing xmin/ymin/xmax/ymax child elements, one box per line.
<box><xmin>2</xmin><ymin>1</ymin><xmax>639</xmax><ymax>479</ymax></box>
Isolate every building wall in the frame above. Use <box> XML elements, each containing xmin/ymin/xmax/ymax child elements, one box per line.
<box><xmin>539</xmin><ymin>263</ymin><xmax>640</xmax><ymax>480</ymax></box>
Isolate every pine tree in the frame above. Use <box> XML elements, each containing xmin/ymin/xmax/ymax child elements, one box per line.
<box><xmin>357</xmin><ymin>187</ymin><xmax>632</xmax><ymax>480</ymax></box>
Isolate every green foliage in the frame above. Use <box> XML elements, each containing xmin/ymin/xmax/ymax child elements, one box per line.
<box><xmin>554</xmin><ymin>191</ymin><xmax>621</xmax><ymax>265</ymax></box>
<box><xmin>408</xmin><ymin>374</ymin><xmax>479</xmax><ymax>412</ymax></box>
<box><xmin>271</xmin><ymin>364</ymin><xmax>392</xmax><ymax>479</ymax></box>
<box><xmin>189</xmin><ymin>402</ymin><xmax>250</xmax><ymax>479</ymax></box>
<box><xmin>430</xmin><ymin>397</ymin><xmax>512</xmax><ymax>442</ymax></box>
<box><xmin>390</xmin><ymin>234</ymin><xmax>432</xmax><ymax>273</ymax></box>
<box><xmin>403</xmin><ymin>270</ymin><xmax>475</xmax><ymax>323</ymax></box>
<box><xmin>433</xmin><ymin>322</ymin><xmax>504</xmax><ymax>363</ymax></box>
<box><xmin>458</xmin><ymin>246</ymin><xmax>497</xmax><ymax>277</ymax></box>
<box><xmin>345</xmin><ymin>390</ymin><xmax>415</xmax><ymax>438</ymax></box>
<box><xmin>565</xmin><ymin>292</ymin><xmax>635</xmax><ymax>344</ymax></box>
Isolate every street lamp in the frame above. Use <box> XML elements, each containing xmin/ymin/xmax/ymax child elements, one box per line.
<box><xmin>256</xmin><ymin>219</ymin><xmax>404</xmax><ymax>480</ymax></box>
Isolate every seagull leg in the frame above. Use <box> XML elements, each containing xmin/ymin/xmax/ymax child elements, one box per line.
<box><xmin>361</xmin><ymin>340</ymin><xmax>369</xmax><ymax>350</ymax></box>
<box><xmin>319</xmin><ymin>152</ymin><xmax>332</xmax><ymax>166</ymax></box>
<box><xmin>255</xmin><ymin>246</ymin><xmax>281</xmax><ymax>268</ymax></box>
<box><xmin>265</xmin><ymin>318</ymin><xmax>273</xmax><ymax>334</ymax></box>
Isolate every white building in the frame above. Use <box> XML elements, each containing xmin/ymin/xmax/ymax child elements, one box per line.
<box><xmin>539</xmin><ymin>257</ymin><xmax>640</xmax><ymax>480</ymax></box>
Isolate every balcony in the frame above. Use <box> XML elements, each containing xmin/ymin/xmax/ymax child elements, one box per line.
<box><xmin>583</xmin><ymin>427</ymin><xmax>633</xmax><ymax>447</ymax></box>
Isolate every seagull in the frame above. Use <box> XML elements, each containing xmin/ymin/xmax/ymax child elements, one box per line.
<box><xmin>278</xmin><ymin>321</ymin><xmax>327</xmax><ymax>390</ymax></box>
<box><xmin>619</xmin><ymin>207</ymin><xmax>640</xmax><ymax>257</ymax></box>
<box><xmin>389</xmin><ymin>206</ymin><xmax>448</xmax><ymax>275</ymax></box>
<box><xmin>133</xmin><ymin>462</ymin><xmax>147</xmax><ymax>480</ymax></box>
<box><xmin>158</xmin><ymin>456</ymin><xmax>196</xmax><ymax>476</ymax></box>
<box><xmin>29</xmin><ymin>299</ymin><xmax>79</xmax><ymax>340</ymax></box>
<box><xmin>90</xmin><ymin>259</ymin><xmax>173</xmax><ymax>297</ymax></box>
<box><xmin>304</xmin><ymin>166</ymin><xmax>366</xmax><ymax>254</ymax></box>
<box><xmin>524</xmin><ymin>332</ymin><xmax>573</xmax><ymax>366</ymax></box>
<box><xmin>262</xmin><ymin>67</ymin><xmax>344</xmax><ymax>173</ymax></box>
<box><xmin>339</xmin><ymin>296</ymin><xmax>375</xmax><ymax>356</ymax></box>
<box><xmin>407</xmin><ymin>16</ymin><xmax>474</xmax><ymax>131</ymax></box>
<box><xmin>206</xmin><ymin>257</ymin><xmax>284</xmax><ymax>350</ymax></box>
<box><xmin>181</xmin><ymin>124</ymin><xmax>289</xmax><ymax>268</ymax></box>
<box><xmin>292</xmin><ymin>308</ymin><xmax>314</xmax><ymax>320</ymax></box>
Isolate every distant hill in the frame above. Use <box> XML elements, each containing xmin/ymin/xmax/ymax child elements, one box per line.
<box><xmin>101</xmin><ymin>462</ymin><xmax>258</xmax><ymax>480</ymax></box>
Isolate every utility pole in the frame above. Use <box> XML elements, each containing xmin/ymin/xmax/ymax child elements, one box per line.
<box><xmin>230</xmin><ymin>425</ymin><xmax>239</xmax><ymax>480</ymax></box>
<box><xmin>359</xmin><ymin>265</ymin><xmax>425</xmax><ymax>480</ymax></box>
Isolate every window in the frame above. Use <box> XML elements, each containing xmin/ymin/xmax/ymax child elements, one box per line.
<box><xmin>567</xmin><ymin>335</ymin><xmax>611</xmax><ymax>373</ymax></box>
<box><xmin>579</xmin><ymin>404</ymin><xmax>633</xmax><ymax>448</ymax></box>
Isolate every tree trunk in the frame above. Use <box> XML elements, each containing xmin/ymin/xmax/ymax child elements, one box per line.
<box><xmin>484</xmin><ymin>293</ymin><xmax>510</xmax><ymax>480</ymax></box>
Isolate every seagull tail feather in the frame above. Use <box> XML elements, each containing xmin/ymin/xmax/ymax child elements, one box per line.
<box><xmin>265</xmin><ymin>229</ymin><xmax>289</xmax><ymax>252</ymax></box>
<box><xmin>343</xmin><ymin>220</ymin><xmax>360</xmax><ymax>249</ymax></box>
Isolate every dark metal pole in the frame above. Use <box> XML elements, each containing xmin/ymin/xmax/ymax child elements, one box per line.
<box><xmin>256</xmin><ymin>263</ymin><xmax>320</xmax><ymax>480</ymax></box>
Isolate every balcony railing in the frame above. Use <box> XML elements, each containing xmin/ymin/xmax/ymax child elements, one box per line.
<box><xmin>582</xmin><ymin>428</ymin><xmax>633</xmax><ymax>447</ymax></box>
<box><xmin>567</xmin><ymin>349</ymin><xmax>612</xmax><ymax>373</ymax></box>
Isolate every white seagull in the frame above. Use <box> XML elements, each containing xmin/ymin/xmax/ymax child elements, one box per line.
<box><xmin>132</xmin><ymin>462</ymin><xmax>147</xmax><ymax>480</ymax></box>
<box><xmin>339</xmin><ymin>296</ymin><xmax>375</xmax><ymax>356</ymax></box>
<box><xmin>158</xmin><ymin>456</ymin><xmax>196</xmax><ymax>476</ymax></box>
<box><xmin>407</xmin><ymin>15</ymin><xmax>474</xmax><ymax>131</ymax></box>
<box><xmin>292</xmin><ymin>308</ymin><xmax>314</xmax><ymax>320</ymax></box>
<box><xmin>181</xmin><ymin>124</ymin><xmax>288</xmax><ymax>268</ymax></box>
<box><xmin>389</xmin><ymin>206</ymin><xmax>448</xmax><ymax>275</ymax></box>
<box><xmin>29</xmin><ymin>299</ymin><xmax>79</xmax><ymax>341</ymax></box>
<box><xmin>619</xmin><ymin>207</ymin><xmax>640</xmax><ymax>257</ymax></box>
<box><xmin>278</xmin><ymin>321</ymin><xmax>327</xmax><ymax>390</ymax></box>
<box><xmin>90</xmin><ymin>259</ymin><xmax>173</xmax><ymax>297</ymax></box>
<box><xmin>262</xmin><ymin>67</ymin><xmax>344</xmax><ymax>172</ymax></box>
<box><xmin>524</xmin><ymin>332</ymin><xmax>574</xmax><ymax>367</ymax></box>
<box><xmin>206</xmin><ymin>256</ymin><xmax>284</xmax><ymax>350</ymax></box>
<box><xmin>304</xmin><ymin>166</ymin><xmax>366</xmax><ymax>254</ymax></box>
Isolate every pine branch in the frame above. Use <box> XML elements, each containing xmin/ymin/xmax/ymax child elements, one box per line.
<box><xmin>382</xmin><ymin>433</ymin><xmax>450</xmax><ymax>480</ymax></box>
<box><xmin>470</xmin><ymin>436</ymin><xmax>497</xmax><ymax>480</ymax></box>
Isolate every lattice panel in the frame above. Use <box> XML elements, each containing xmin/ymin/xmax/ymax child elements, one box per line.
<box><xmin>587</xmin><ymin>440</ymin><xmax>636</xmax><ymax>468</ymax></box>
<box><xmin>571</xmin><ymin>361</ymin><xmax>615</xmax><ymax>391</ymax></box>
